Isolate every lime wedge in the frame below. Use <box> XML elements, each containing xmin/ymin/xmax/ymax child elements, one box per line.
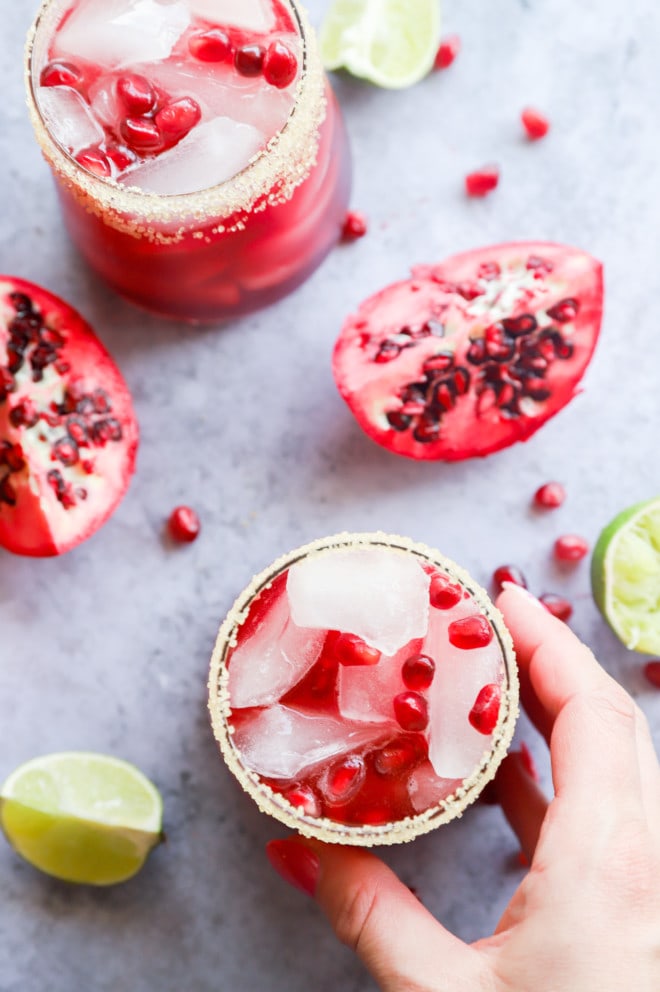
<box><xmin>320</xmin><ymin>0</ymin><xmax>441</xmax><ymax>89</ymax></box>
<box><xmin>591</xmin><ymin>496</ymin><xmax>660</xmax><ymax>654</ymax></box>
<box><xmin>0</xmin><ymin>752</ymin><xmax>163</xmax><ymax>885</ymax></box>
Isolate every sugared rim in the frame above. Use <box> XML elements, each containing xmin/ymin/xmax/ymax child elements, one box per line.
<box><xmin>208</xmin><ymin>532</ymin><xmax>519</xmax><ymax>847</ymax></box>
<box><xmin>24</xmin><ymin>0</ymin><xmax>326</xmax><ymax>232</ymax></box>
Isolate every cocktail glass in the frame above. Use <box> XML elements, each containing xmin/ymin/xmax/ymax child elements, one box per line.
<box><xmin>25</xmin><ymin>0</ymin><xmax>351</xmax><ymax>322</ymax></box>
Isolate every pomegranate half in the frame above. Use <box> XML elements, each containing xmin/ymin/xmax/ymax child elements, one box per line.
<box><xmin>333</xmin><ymin>242</ymin><xmax>603</xmax><ymax>460</ymax></box>
<box><xmin>0</xmin><ymin>277</ymin><xmax>138</xmax><ymax>556</ymax></box>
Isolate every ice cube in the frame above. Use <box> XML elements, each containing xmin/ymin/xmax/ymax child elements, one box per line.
<box><xmin>287</xmin><ymin>547</ymin><xmax>430</xmax><ymax>657</ymax></box>
<box><xmin>54</xmin><ymin>0</ymin><xmax>191</xmax><ymax>69</ymax></box>
<box><xmin>408</xmin><ymin>762</ymin><xmax>460</xmax><ymax>814</ymax></box>
<box><xmin>121</xmin><ymin>116</ymin><xmax>265</xmax><ymax>194</ymax></box>
<box><xmin>233</xmin><ymin>705</ymin><xmax>389</xmax><ymax>780</ymax></box>
<box><xmin>37</xmin><ymin>86</ymin><xmax>105</xmax><ymax>155</ymax></box>
<box><xmin>88</xmin><ymin>75</ymin><xmax>121</xmax><ymax>129</ymax></box>
<box><xmin>338</xmin><ymin>640</ymin><xmax>421</xmax><ymax>724</ymax></box>
<box><xmin>423</xmin><ymin>602</ymin><xmax>504</xmax><ymax>779</ymax></box>
<box><xmin>188</xmin><ymin>0</ymin><xmax>275</xmax><ymax>33</ymax></box>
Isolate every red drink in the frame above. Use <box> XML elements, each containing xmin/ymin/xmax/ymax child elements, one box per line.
<box><xmin>26</xmin><ymin>0</ymin><xmax>351</xmax><ymax>322</ymax></box>
<box><xmin>209</xmin><ymin>534</ymin><xmax>519</xmax><ymax>845</ymax></box>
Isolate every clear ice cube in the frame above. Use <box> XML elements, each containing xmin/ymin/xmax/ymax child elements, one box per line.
<box><xmin>54</xmin><ymin>0</ymin><xmax>191</xmax><ymax>69</ymax></box>
<box><xmin>287</xmin><ymin>548</ymin><xmax>430</xmax><ymax>657</ymax></box>
<box><xmin>233</xmin><ymin>705</ymin><xmax>388</xmax><ymax>780</ymax></box>
<box><xmin>187</xmin><ymin>0</ymin><xmax>275</xmax><ymax>33</ymax></box>
<box><xmin>338</xmin><ymin>640</ymin><xmax>420</xmax><ymax>724</ymax></box>
<box><xmin>408</xmin><ymin>762</ymin><xmax>459</xmax><ymax>814</ymax></box>
<box><xmin>37</xmin><ymin>86</ymin><xmax>105</xmax><ymax>155</ymax></box>
<box><xmin>121</xmin><ymin>116</ymin><xmax>265</xmax><ymax>194</ymax></box>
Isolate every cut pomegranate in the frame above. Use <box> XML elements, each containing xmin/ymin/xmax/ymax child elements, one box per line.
<box><xmin>643</xmin><ymin>661</ymin><xmax>660</xmax><ymax>690</ymax></box>
<box><xmin>468</xmin><ymin>683</ymin><xmax>501</xmax><ymax>734</ymax></box>
<box><xmin>168</xmin><ymin>505</ymin><xmax>200</xmax><ymax>544</ymax></box>
<box><xmin>235</xmin><ymin>44</ymin><xmax>266</xmax><ymax>77</ymax></box>
<box><xmin>393</xmin><ymin>691</ymin><xmax>429</xmax><ymax>732</ymax></box>
<box><xmin>521</xmin><ymin>107</ymin><xmax>550</xmax><ymax>141</ymax></box>
<box><xmin>534</xmin><ymin>481</ymin><xmax>566</xmax><ymax>508</ymax></box>
<box><xmin>465</xmin><ymin>166</ymin><xmax>500</xmax><ymax>197</ymax></box>
<box><xmin>334</xmin><ymin>633</ymin><xmax>381</xmax><ymax>667</ymax></box>
<box><xmin>40</xmin><ymin>60</ymin><xmax>82</xmax><ymax>89</ymax></box>
<box><xmin>332</xmin><ymin>242</ymin><xmax>603</xmax><ymax>461</ymax></box>
<box><xmin>188</xmin><ymin>28</ymin><xmax>233</xmax><ymax>63</ymax></box>
<box><xmin>0</xmin><ymin>277</ymin><xmax>138</xmax><ymax>556</ymax></box>
<box><xmin>448</xmin><ymin>615</ymin><xmax>493</xmax><ymax>649</ymax></box>
<box><xmin>342</xmin><ymin>211</ymin><xmax>368</xmax><ymax>241</ymax></box>
<box><xmin>263</xmin><ymin>41</ymin><xmax>298</xmax><ymax>89</ymax></box>
<box><xmin>492</xmin><ymin>565</ymin><xmax>527</xmax><ymax>594</ymax></box>
<box><xmin>434</xmin><ymin>34</ymin><xmax>461</xmax><ymax>70</ymax></box>
<box><xmin>116</xmin><ymin>74</ymin><xmax>157</xmax><ymax>116</ymax></box>
<box><xmin>554</xmin><ymin>534</ymin><xmax>589</xmax><ymax>562</ymax></box>
<box><xmin>401</xmin><ymin>653</ymin><xmax>435</xmax><ymax>691</ymax></box>
<box><xmin>539</xmin><ymin>593</ymin><xmax>573</xmax><ymax>621</ymax></box>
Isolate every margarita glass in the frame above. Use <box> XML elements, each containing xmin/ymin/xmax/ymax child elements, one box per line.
<box><xmin>209</xmin><ymin>534</ymin><xmax>519</xmax><ymax>845</ymax></box>
<box><xmin>25</xmin><ymin>0</ymin><xmax>351</xmax><ymax>322</ymax></box>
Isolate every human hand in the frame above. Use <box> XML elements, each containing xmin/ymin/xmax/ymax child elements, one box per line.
<box><xmin>266</xmin><ymin>584</ymin><xmax>660</xmax><ymax>991</ymax></box>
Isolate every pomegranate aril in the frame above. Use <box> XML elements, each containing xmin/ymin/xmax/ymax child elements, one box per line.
<box><xmin>468</xmin><ymin>683</ymin><xmax>501</xmax><ymax>734</ymax></box>
<box><xmin>539</xmin><ymin>593</ymin><xmax>573</xmax><ymax>622</ymax></box>
<box><xmin>189</xmin><ymin>28</ymin><xmax>232</xmax><ymax>63</ymax></box>
<box><xmin>156</xmin><ymin>98</ymin><xmax>202</xmax><ymax>147</ymax></box>
<box><xmin>40</xmin><ymin>60</ymin><xmax>82</xmax><ymax>89</ymax></box>
<box><xmin>465</xmin><ymin>165</ymin><xmax>500</xmax><ymax>197</ymax></box>
<box><xmin>263</xmin><ymin>41</ymin><xmax>298</xmax><ymax>89</ymax></box>
<box><xmin>492</xmin><ymin>565</ymin><xmax>527</xmax><ymax>594</ymax></box>
<box><xmin>554</xmin><ymin>534</ymin><xmax>589</xmax><ymax>562</ymax></box>
<box><xmin>373</xmin><ymin>735</ymin><xmax>425</xmax><ymax>776</ymax></box>
<box><xmin>107</xmin><ymin>145</ymin><xmax>137</xmax><ymax>171</ymax></box>
<box><xmin>0</xmin><ymin>478</ymin><xmax>17</xmax><ymax>506</ymax></box>
<box><xmin>521</xmin><ymin>107</ymin><xmax>550</xmax><ymax>140</ymax></box>
<box><xmin>117</xmin><ymin>74</ymin><xmax>157</xmax><ymax>116</ymax></box>
<box><xmin>429</xmin><ymin>572</ymin><xmax>462</xmax><ymax>609</ymax></box>
<box><xmin>448</xmin><ymin>615</ymin><xmax>493</xmax><ymax>649</ymax></box>
<box><xmin>9</xmin><ymin>400</ymin><xmax>39</xmax><ymax>428</ymax></box>
<box><xmin>643</xmin><ymin>661</ymin><xmax>660</xmax><ymax>689</ymax></box>
<box><xmin>322</xmin><ymin>755</ymin><xmax>366</xmax><ymax>804</ymax></box>
<box><xmin>75</xmin><ymin>147</ymin><xmax>111</xmax><ymax>178</ymax></box>
<box><xmin>401</xmin><ymin>653</ymin><xmax>435</xmax><ymax>691</ymax></box>
<box><xmin>534</xmin><ymin>481</ymin><xmax>566</xmax><ymax>508</ymax></box>
<box><xmin>334</xmin><ymin>633</ymin><xmax>381</xmax><ymax>667</ymax></box>
<box><xmin>120</xmin><ymin>116</ymin><xmax>162</xmax><ymax>153</ymax></box>
<box><xmin>168</xmin><ymin>505</ymin><xmax>201</xmax><ymax>543</ymax></box>
<box><xmin>283</xmin><ymin>784</ymin><xmax>321</xmax><ymax>818</ymax></box>
<box><xmin>393</xmin><ymin>692</ymin><xmax>429</xmax><ymax>732</ymax></box>
<box><xmin>547</xmin><ymin>298</ymin><xmax>579</xmax><ymax>323</ymax></box>
<box><xmin>341</xmin><ymin>210</ymin><xmax>368</xmax><ymax>241</ymax></box>
<box><xmin>53</xmin><ymin>438</ymin><xmax>79</xmax><ymax>467</ymax></box>
<box><xmin>235</xmin><ymin>44</ymin><xmax>266</xmax><ymax>77</ymax></box>
<box><xmin>434</xmin><ymin>34</ymin><xmax>461</xmax><ymax>70</ymax></box>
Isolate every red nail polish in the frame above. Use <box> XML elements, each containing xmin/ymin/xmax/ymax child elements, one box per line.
<box><xmin>266</xmin><ymin>838</ymin><xmax>320</xmax><ymax>897</ymax></box>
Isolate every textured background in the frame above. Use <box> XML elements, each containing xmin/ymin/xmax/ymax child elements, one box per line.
<box><xmin>1</xmin><ymin>1</ymin><xmax>659</xmax><ymax>990</ymax></box>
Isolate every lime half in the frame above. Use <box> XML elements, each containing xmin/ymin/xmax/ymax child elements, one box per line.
<box><xmin>0</xmin><ymin>752</ymin><xmax>163</xmax><ymax>885</ymax></box>
<box><xmin>591</xmin><ymin>496</ymin><xmax>660</xmax><ymax>654</ymax></box>
<box><xmin>320</xmin><ymin>0</ymin><xmax>441</xmax><ymax>89</ymax></box>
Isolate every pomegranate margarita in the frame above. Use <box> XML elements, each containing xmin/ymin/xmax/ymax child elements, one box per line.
<box><xmin>26</xmin><ymin>0</ymin><xmax>351</xmax><ymax>322</ymax></box>
<box><xmin>209</xmin><ymin>534</ymin><xmax>518</xmax><ymax>844</ymax></box>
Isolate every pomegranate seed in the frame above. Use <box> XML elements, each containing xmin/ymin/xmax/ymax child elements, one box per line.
<box><xmin>341</xmin><ymin>210</ymin><xmax>368</xmax><ymax>241</ymax></box>
<box><xmin>393</xmin><ymin>692</ymin><xmax>429</xmax><ymax>732</ymax></box>
<box><xmin>539</xmin><ymin>593</ymin><xmax>573</xmax><ymax>622</ymax></box>
<box><xmin>235</xmin><ymin>44</ymin><xmax>265</xmax><ymax>77</ymax></box>
<box><xmin>283</xmin><ymin>784</ymin><xmax>321</xmax><ymax>818</ymax></box>
<box><xmin>120</xmin><ymin>116</ymin><xmax>162</xmax><ymax>153</ymax></box>
<box><xmin>106</xmin><ymin>145</ymin><xmax>137</xmax><ymax>171</ymax></box>
<box><xmin>156</xmin><ymin>98</ymin><xmax>202</xmax><ymax>147</ymax></box>
<box><xmin>519</xmin><ymin>741</ymin><xmax>540</xmax><ymax>782</ymax></box>
<box><xmin>429</xmin><ymin>572</ymin><xmax>463</xmax><ymax>609</ymax></box>
<box><xmin>448</xmin><ymin>615</ymin><xmax>494</xmax><ymax>649</ymax></box>
<box><xmin>40</xmin><ymin>60</ymin><xmax>82</xmax><ymax>88</ymax></box>
<box><xmin>75</xmin><ymin>147</ymin><xmax>111</xmax><ymax>178</ymax></box>
<box><xmin>521</xmin><ymin>107</ymin><xmax>550</xmax><ymax>141</ymax></box>
<box><xmin>534</xmin><ymin>481</ymin><xmax>566</xmax><ymax>508</ymax></box>
<box><xmin>554</xmin><ymin>534</ymin><xmax>589</xmax><ymax>562</ymax></box>
<box><xmin>465</xmin><ymin>165</ymin><xmax>500</xmax><ymax>197</ymax></box>
<box><xmin>334</xmin><ymin>633</ymin><xmax>381</xmax><ymax>666</ymax></box>
<box><xmin>517</xmin><ymin>850</ymin><xmax>530</xmax><ymax>868</ymax></box>
<box><xmin>492</xmin><ymin>565</ymin><xmax>527</xmax><ymax>594</ymax></box>
<box><xmin>263</xmin><ymin>40</ymin><xmax>298</xmax><ymax>88</ymax></box>
<box><xmin>547</xmin><ymin>298</ymin><xmax>579</xmax><ymax>323</ymax></box>
<box><xmin>374</xmin><ymin>735</ymin><xmax>425</xmax><ymax>776</ymax></box>
<box><xmin>168</xmin><ymin>506</ymin><xmax>201</xmax><ymax>543</ymax></box>
<box><xmin>468</xmin><ymin>683</ymin><xmax>501</xmax><ymax>734</ymax></box>
<box><xmin>116</xmin><ymin>74</ymin><xmax>157</xmax><ymax>116</ymax></box>
<box><xmin>323</xmin><ymin>755</ymin><xmax>366</xmax><ymax>804</ymax></box>
<box><xmin>643</xmin><ymin>661</ymin><xmax>660</xmax><ymax>689</ymax></box>
<box><xmin>189</xmin><ymin>28</ymin><xmax>232</xmax><ymax>63</ymax></box>
<box><xmin>434</xmin><ymin>34</ymin><xmax>461</xmax><ymax>70</ymax></box>
<box><xmin>401</xmin><ymin>653</ymin><xmax>435</xmax><ymax>691</ymax></box>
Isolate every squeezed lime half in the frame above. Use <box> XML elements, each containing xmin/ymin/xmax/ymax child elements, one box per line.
<box><xmin>320</xmin><ymin>0</ymin><xmax>441</xmax><ymax>89</ymax></box>
<box><xmin>591</xmin><ymin>496</ymin><xmax>660</xmax><ymax>654</ymax></box>
<box><xmin>0</xmin><ymin>752</ymin><xmax>163</xmax><ymax>885</ymax></box>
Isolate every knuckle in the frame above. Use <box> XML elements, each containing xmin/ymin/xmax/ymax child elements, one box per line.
<box><xmin>333</xmin><ymin>876</ymin><xmax>383</xmax><ymax>953</ymax></box>
<box><xmin>570</xmin><ymin>685</ymin><xmax>638</xmax><ymax>731</ymax></box>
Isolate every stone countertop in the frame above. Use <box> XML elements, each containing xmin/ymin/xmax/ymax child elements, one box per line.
<box><xmin>1</xmin><ymin>1</ymin><xmax>659</xmax><ymax>990</ymax></box>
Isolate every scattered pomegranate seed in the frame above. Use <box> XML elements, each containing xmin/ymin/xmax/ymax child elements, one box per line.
<box><xmin>393</xmin><ymin>692</ymin><xmax>429</xmax><ymax>732</ymax></box>
<box><xmin>448</xmin><ymin>615</ymin><xmax>494</xmax><ymax>649</ymax></box>
<box><xmin>643</xmin><ymin>661</ymin><xmax>660</xmax><ymax>689</ymax></box>
<box><xmin>429</xmin><ymin>572</ymin><xmax>463</xmax><ymax>609</ymax></box>
<box><xmin>324</xmin><ymin>755</ymin><xmax>365</xmax><ymax>803</ymax></box>
<box><xmin>434</xmin><ymin>34</ymin><xmax>461</xmax><ymax>70</ymax></box>
<box><xmin>120</xmin><ymin>116</ymin><xmax>162</xmax><ymax>153</ymax></box>
<box><xmin>492</xmin><ymin>565</ymin><xmax>527</xmax><ymax>595</ymax></box>
<box><xmin>521</xmin><ymin>107</ymin><xmax>550</xmax><ymax>141</ymax></box>
<box><xmin>168</xmin><ymin>506</ymin><xmax>200</xmax><ymax>543</ymax></box>
<box><xmin>517</xmin><ymin>850</ymin><xmax>530</xmax><ymax>868</ymax></box>
<box><xmin>534</xmin><ymin>481</ymin><xmax>566</xmax><ymax>508</ymax></box>
<box><xmin>283</xmin><ymin>784</ymin><xmax>321</xmax><ymax>817</ymax></box>
<box><xmin>401</xmin><ymin>653</ymin><xmax>435</xmax><ymax>691</ymax></box>
<box><xmin>374</xmin><ymin>736</ymin><xmax>424</xmax><ymax>776</ymax></box>
<box><xmin>539</xmin><ymin>593</ymin><xmax>573</xmax><ymax>622</ymax></box>
<box><xmin>189</xmin><ymin>28</ymin><xmax>232</xmax><ymax>63</ymax></box>
<box><xmin>235</xmin><ymin>44</ymin><xmax>266</xmax><ymax>77</ymax></box>
<box><xmin>334</xmin><ymin>633</ymin><xmax>381</xmax><ymax>666</ymax></box>
<box><xmin>341</xmin><ymin>210</ymin><xmax>368</xmax><ymax>241</ymax></box>
<box><xmin>554</xmin><ymin>534</ymin><xmax>589</xmax><ymax>562</ymax></box>
<box><xmin>75</xmin><ymin>147</ymin><xmax>111</xmax><ymax>178</ymax></box>
<box><xmin>40</xmin><ymin>60</ymin><xmax>82</xmax><ymax>88</ymax></box>
<box><xmin>469</xmin><ymin>683</ymin><xmax>501</xmax><ymax>734</ymax></box>
<box><xmin>117</xmin><ymin>74</ymin><xmax>157</xmax><ymax>116</ymax></box>
<box><xmin>519</xmin><ymin>741</ymin><xmax>540</xmax><ymax>782</ymax></box>
<box><xmin>156</xmin><ymin>98</ymin><xmax>202</xmax><ymax>148</ymax></box>
<box><xmin>465</xmin><ymin>165</ymin><xmax>500</xmax><ymax>198</ymax></box>
<box><xmin>263</xmin><ymin>40</ymin><xmax>298</xmax><ymax>88</ymax></box>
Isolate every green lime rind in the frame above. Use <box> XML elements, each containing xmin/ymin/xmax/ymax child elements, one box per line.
<box><xmin>320</xmin><ymin>0</ymin><xmax>441</xmax><ymax>90</ymax></box>
<box><xmin>591</xmin><ymin>496</ymin><xmax>660</xmax><ymax>655</ymax></box>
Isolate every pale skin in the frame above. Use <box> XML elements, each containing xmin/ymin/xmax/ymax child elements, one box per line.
<box><xmin>266</xmin><ymin>585</ymin><xmax>660</xmax><ymax>991</ymax></box>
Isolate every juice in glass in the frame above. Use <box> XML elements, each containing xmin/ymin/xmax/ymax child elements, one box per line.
<box><xmin>25</xmin><ymin>0</ymin><xmax>351</xmax><ymax>322</ymax></box>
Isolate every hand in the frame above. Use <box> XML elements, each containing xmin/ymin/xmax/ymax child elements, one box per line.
<box><xmin>266</xmin><ymin>584</ymin><xmax>660</xmax><ymax>991</ymax></box>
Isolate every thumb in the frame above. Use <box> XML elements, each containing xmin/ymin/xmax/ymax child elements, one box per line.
<box><xmin>267</xmin><ymin>837</ymin><xmax>487</xmax><ymax>992</ymax></box>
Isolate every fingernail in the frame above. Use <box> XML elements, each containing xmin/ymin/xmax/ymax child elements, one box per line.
<box><xmin>501</xmin><ymin>581</ymin><xmax>546</xmax><ymax>610</ymax></box>
<box><xmin>266</xmin><ymin>838</ymin><xmax>320</xmax><ymax>897</ymax></box>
